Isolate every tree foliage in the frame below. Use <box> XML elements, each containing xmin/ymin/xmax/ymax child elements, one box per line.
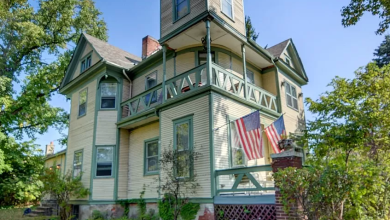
<box><xmin>157</xmin><ymin>147</ymin><xmax>201</xmax><ymax>220</ymax></box>
<box><xmin>373</xmin><ymin>35</ymin><xmax>390</xmax><ymax>67</ymax></box>
<box><xmin>341</xmin><ymin>0</ymin><xmax>390</xmax><ymax>34</ymax></box>
<box><xmin>245</xmin><ymin>16</ymin><xmax>259</xmax><ymax>41</ymax></box>
<box><xmin>274</xmin><ymin>62</ymin><xmax>390</xmax><ymax>219</ymax></box>
<box><xmin>0</xmin><ymin>133</ymin><xmax>44</xmax><ymax>206</ymax></box>
<box><xmin>40</xmin><ymin>169</ymin><xmax>90</xmax><ymax>220</ymax></box>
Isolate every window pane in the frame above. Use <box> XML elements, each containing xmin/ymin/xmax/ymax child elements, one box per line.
<box><xmin>79</xmin><ymin>103</ymin><xmax>86</xmax><ymax>116</ymax></box>
<box><xmin>96</xmin><ymin>162</ymin><xmax>112</xmax><ymax>176</ymax></box>
<box><xmin>86</xmin><ymin>56</ymin><xmax>91</xmax><ymax>68</ymax></box>
<box><xmin>147</xmin><ymin>142</ymin><xmax>158</xmax><ymax>157</ymax></box>
<box><xmin>146</xmin><ymin>72</ymin><xmax>157</xmax><ymax>89</ymax></box>
<box><xmin>230</xmin><ymin>122</ymin><xmax>246</xmax><ymax>167</ymax></box>
<box><xmin>291</xmin><ymin>86</ymin><xmax>297</xmax><ymax>98</ymax></box>
<box><xmin>177</xmin><ymin>151</ymin><xmax>190</xmax><ymax>178</ymax></box>
<box><xmin>73</xmin><ymin>151</ymin><xmax>83</xmax><ymax>177</ymax></box>
<box><xmin>101</xmin><ymin>83</ymin><xmax>117</xmax><ymax>97</ymax></box>
<box><xmin>101</xmin><ymin>97</ymin><xmax>115</xmax><ymax>108</ymax></box>
<box><xmin>293</xmin><ymin>98</ymin><xmax>298</xmax><ymax>110</ymax></box>
<box><xmin>285</xmin><ymin>83</ymin><xmax>291</xmax><ymax>94</ymax></box>
<box><xmin>222</xmin><ymin>0</ymin><xmax>232</xmax><ymax>17</ymax></box>
<box><xmin>81</xmin><ymin>60</ymin><xmax>86</xmax><ymax>72</ymax></box>
<box><xmin>286</xmin><ymin>94</ymin><xmax>293</xmax><ymax>107</ymax></box>
<box><xmin>79</xmin><ymin>90</ymin><xmax>87</xmax><ymax>104</ymax></box>
<box><xmin>147</xmin><ymin>157</ymin><xmax>158</xmax><ymax>172</ymax></box>
<box><xmin>246</xmin><ymin>69</ymin><xmax>254</xmax><ymax>84</ymax></box>
<box><xmin>177</xmin><ymin>0</ymin><xmax>188</xmax><ymax>18</ymax></box>
<box><xmin>97</xmin><ymin>147</ymin><xmax>113</xmax><ymax>162</ymax></box>
<box><xmin>176</xmin><ymin>122</ymin><xmax>189</xmax><ymax>151</ymax></box>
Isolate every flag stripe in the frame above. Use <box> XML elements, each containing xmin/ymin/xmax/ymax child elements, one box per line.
<box><xmin>235</xmin><ymin>119</ymin><xmax>253</xmax><ymax>160</ymax></box>
<box><xmin>264</xmin><ymin>116</ymin><xmax>285</xmax><ymax>154</ymax></box>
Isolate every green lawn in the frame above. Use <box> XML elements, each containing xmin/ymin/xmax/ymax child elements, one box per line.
<box><xmin>0</xmin><ymin>208</ymin><xmax>53</xmax><ymax>220</ymax></box>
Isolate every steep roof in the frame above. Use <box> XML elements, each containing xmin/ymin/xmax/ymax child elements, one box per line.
<box><xmin>83</xmin><ymin>33</ymin><xmax>141</xmax><ymax>69</ymax></box>
<box><xmin>266</xmin><ymin>39</ymin><xmax>290</xmax><ymax>58</ymax></box>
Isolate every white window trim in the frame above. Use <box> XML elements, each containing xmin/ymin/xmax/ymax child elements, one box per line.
<box><xmin>220</xmin><ymin>0</ymin><xmax>235</xmax><ymax>21</ymax></box>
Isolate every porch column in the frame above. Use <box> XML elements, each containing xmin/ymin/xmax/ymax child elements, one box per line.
<box><xmin>242</xmin><ymin>44</ymin><xmax>248</xmax><ymax>100</ymax></box>
<box><xmin>271</xmin><ymin>149</ymin><xmax>303</xmax><ymax>220</ymax></box>
<box><xmin>206</xmin><ymin>19</ymin><xmax>212</xmax><ymax>86</ymax></box>
<box><xmin>162</xmin><ymin>45</ymin><xmax>167</xmax><ymax>103</ymax></box>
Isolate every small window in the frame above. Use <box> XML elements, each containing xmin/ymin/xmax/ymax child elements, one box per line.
<box><xmin>101</xmin><ymin>83</ymin><xmax>117</xmax><ymax>109</ymax></box>
<box><xmin>285</xmin><ymin>57</ymin><xmax>291</xmax><ymax>66</ymax></box>
<box><xmin>221</xmin><ymin>0</ymin><xmax>233</xmax><ymax>18</ymax></box>
<box><xmin>73</xmin><ymin>150</ymin><xmax>83</xmax><ymax>178</ymax></box>
<box><xmin>198</xmin><ymin>52</ymin><xmax>215</xmax><ymax>65</ymax></box>
<box><xmin>174</xmin><ymin>116</ymin><xmax>193</xmax><ymax>178</ymax></box>
<box><xmin>145</xmin><ymin>139</ymin><xmax>159</xmax><ymax>175</ymax></box>
<box><xmin>96</xmin><ymin>146</ymin><xmax>114</xmax><ymax>177</ymax></box>
<box><xmin>230</xmin><ymin>120</ymin><xmax>246</xmax><ymax>167</ymax></box>
<box><xmin>78</xmin><ymin>89</ymin><xmax>87</xmax><ymax>117</ymax></box>
<box><xmin>81</xmin><ymin>55</ymin><xmax>92</xmax><ymax>72</ymax></box>
<box><xmin>246</xmin><ymin>69</ymin><xmax>254</xmax><ymax>84</ymax></box>
<box><xmin>145</xmin><ymin>71</ymin><xmax>158</xmax><ymax>105</ymax></box>
<box><xmin>175</xmin><ymin>0</ymin><xmax>189</xmax><ymax>21</ymax></box>
<box><xmin>285</xmin><ymin>81</ymin><xmax>298</xmax><ymax>110</ymax></box>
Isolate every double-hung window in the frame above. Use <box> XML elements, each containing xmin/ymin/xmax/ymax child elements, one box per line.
<box><xmin>174</xmin><ymin>116</ymin><xmax>193</xmax><ymax>179</ymax></box>
<box><xmin>145</xmin><ymin>71</ymin><xmax>157</xmax><ymax>104</ymax></box>
<box><xmin>175</xmin><ymin>0</ymin><xmax>189</xmax><ymax>21</ymax></box>
<box><xmin>101</xmin><ymin>83</ymin><xmax>117</xmax><ymax>109</ymax></box>
<box><xmin>221</xmin><ymin>0</ymin><xmax>233</xmax><ymax>19</ymax></box>
<box><xmin>246</xmin><ymin>69</ymin><xmax>254</xmax><ymax>84</ymax></box>
<box><xmin>230</xmin><ymin>119</ymin><xmax>246</xmax><ymax>167</ymax></box>
<box><xmin>78</xmin><ymin>89</ymin><xmax>87</xmax><ymax>117</ymax></box>
<box><xmin>145</xmin><ymin>139</ymin><xmax>159</xmax><ymax>175</ymax></box>
<box><xmin>95</xmin><ymin>146</ymin><xmax>114</xmax><ymax>177</ymax></box>
<box><xmin>73</xmin><ymin>150</ymin><xmax>83</xmax><ymax>178</ymax></box>
<box><xmin>285</xmin><ymin>81</ymin><xmax>298</xmax><ymax>110</ymax></box>
<box><xmin>81</xmin><ymin>55</ymin><xmax>92</xmax><ymax>72</ymax></box>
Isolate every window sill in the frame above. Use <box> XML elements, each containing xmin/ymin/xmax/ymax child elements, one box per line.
<box><xmin>99</xmin><ymin>108</ymin><xmax>117</xmax><ymax>111</ymax></box>
<box><xmin>77</xmin><ymin>114</ymin><xmax>86</xmax><ymax>119</ymax></box>
<box><xmin>94</xmin><ymin>176</ymin><xmax>114</xmax><ymax>179</ymax></box>
<box><xmin>220</xmin><ymin>11</ymin><xmax>235</xmax><ymax>23</ymax></box>
<box><xmin>144</xmin><ymin>171</ymin><xmax>159</xmax><ymax>176</ymax></box>
<box><xmin>287</xmin><ymin>105</ymin><xmax>299</xmax><ymax>112</ymax></box>
<box><xmin>173</xmin><ymin>12</ymin><xmax>190</xmax><ymax>24</ymax></box>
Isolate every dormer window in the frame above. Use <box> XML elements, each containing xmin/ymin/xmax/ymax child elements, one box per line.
<box><xmin>174</xmin><ymin>0</ymin><xmax>189</xmax><ymax>21</ymax></box>
<box><xmin>221</xmin><ymin>0</ymin><xmax>233</xmax><ymax>19</ymax></box>
<box><xmin>285</xmin><ymin>57</ymin><xmax>291</xmax><ymax>66</ymax></box>
<box><xmin>81</xmin><ymin>55</ymin><xmax>92</xmax><ymax>72</ymax></box>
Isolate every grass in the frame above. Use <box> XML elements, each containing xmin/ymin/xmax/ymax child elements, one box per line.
<box><xmin>0</xmin><ymin>207</ymin><xmax>56</xmax><ymax>220</ymax></box>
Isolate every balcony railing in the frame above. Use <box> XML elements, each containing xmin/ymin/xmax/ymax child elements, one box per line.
<box><xmin>120</xmin><ymin>62</ymin><xmax>278</xmax><ymax>120</ymax></box>
<box><xmin>215</xmin><ymin>165</ymin><xmax>275</xmax><ymax>195</ymax></box>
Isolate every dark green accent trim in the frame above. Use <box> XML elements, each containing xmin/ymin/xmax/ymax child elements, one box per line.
<box><xmin>173</xmin><ymin>53</ymin><xmax>177</xmax><ymax>77</ymax></box>
<box><xmin>117</xmin><ymin>112</ymin><xmax>158</xmax><ymax>129</ymax></box>
<box><xmin>93</xmin><ymin>145</ymin><xmax>116</xmax><ymax>179</ymax></box>
<box><xmin>70</xmin><ymin>200</ymin><xmax>118</xmax><ymax>205</ymax></box>
<box><xmin>206</xmin><ymin>19</ymin><xmax>212</xmax><ymax>87</ymax></box>
<box><xmin>209</xmin><ymin>93</ymin><xmax>215</xmax><ymax>197</ymax></box>
<box><xmin>72</xmin><ymin>149</ymin><xmax>84</xmax><ymax>178</ymax></box>
<box><xmin>288</xmin><ymin>39</ymin><xmax>309</xmax><ymax>81</ymax></box>
<box><xmin>114</xmin><ymin>78</ymin><xmax>123</xmax><ymax>201</ymax></box>
<box><xmin>158</xmin><ymin>114</ymin><xmax>162</xmax><ymax>199</ymax></box>
<box><xmin>173</xmin><ymin>115</ymin><xmax>194</xmax><ymax>179</ymax></box>
<box><xmin>90</xmin><ymin>77</ymin><xmax>100</xmax><ymax>201</ymax></box>
<box><xmin>144</xmin><ymin>137</ymin><xmax>160</xmax><ymax>176</ymax></box>
<box><xmin>215</xmin><ymin>165</ymin><xmax>272</xmax><ymax>176</ymax></box>
<box><xmin>275</xmin><ymin>60</ymin><xmax>307</xmax><ymax>85</ymax></box>
<box><xmin>159</xmin><ymin>11</ymin><xmax>209</xmax><ymax>44</ymax></box>
<box><xmin>172</xmin><ymin>0</ymin><xmax>191</xmax><ymax>22</ymax></box>
<box><xmin>77</xmin><ymin>87</ymin><xmax>88</xmax><ymax>118</ymax></box>
<box><xmin>273</xmin><ymin>66</ymin><xmax>282</xmax><ymax>114</ymax></box>
<box><xmin>278</xmin><ymin>67</ymin><xmax>302</xmax><ymax>88</ymax></box>
<box><xmin>162</xmin><ymin>46</ymin><xmax>167</xmax><ymax>103</ymax></box>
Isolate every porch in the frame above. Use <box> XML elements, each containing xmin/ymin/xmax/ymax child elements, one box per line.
<box><xmin>118</xmin><ymin>62</ymin><xmax>279</xmax><ymax>127</ymax></box>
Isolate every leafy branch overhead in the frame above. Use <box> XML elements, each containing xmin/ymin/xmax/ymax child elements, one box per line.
<box><xmin>342</xmin><ymin>0</ymin><xmax>390</xmax><ymax>34</ymax></box>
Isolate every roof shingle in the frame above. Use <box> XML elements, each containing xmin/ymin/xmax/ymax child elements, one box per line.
<box><xmin>266</xmin><ymin>39</ymin><xmax>290</xmax><ymax>58</ymax></box>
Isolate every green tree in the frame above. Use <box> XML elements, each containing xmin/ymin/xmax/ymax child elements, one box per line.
<box><xmin>40</xmin><ymin>169</ymin><xmax>90</xmax><ymax>220</ymax></box>
<box><xmin>373</xmin><ymin>35</ymin><xmax>390</xmax><ymax>67</ymax></box>
<box><xmin>341</xmin><ymin>0</ymin><xmax>390</xmax><ymax>34</ymax></box>
<box><xmin>274</xmin><ymin>62</ymin><xmax>390</xmax><ymax>219</ymax></box>
<box><xmin>245</xmin><ymin>16</ymin><xmax>259</xmax><ymax>41</ymax></box>
<box><xmin>0</xmin><ymin>0</ymin><xmax>107</xmax><ymax>206</ymax></box>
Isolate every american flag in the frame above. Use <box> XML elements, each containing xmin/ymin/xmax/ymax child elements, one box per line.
<box><xmin>265</xmin><ymin>116</ymin><xmax>286</xmax><ymax>154</ymax></box>
<box><xmin>233</xmin><ymin>111</ymin><xmax>263</xmax><ymax>160</ymax></box>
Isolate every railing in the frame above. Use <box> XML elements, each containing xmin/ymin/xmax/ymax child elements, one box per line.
<box><xmin>211</xmin><ymin>62</ymin><xmax>278</xmax><ymax>113</ymax></box>
<box><xmin>165</xmin><ymin>64</ymin><xmax>207</xmax><ymax>101</ymax></box>
<box><xmin>121</xmin><ymin>84</ymin><xmax>163</xmax><ymax>118</ymax></box>
<box><xmin>215</xmin><ymin>165</ymin><xmax>275</xmax><ymax>195</ymax></box>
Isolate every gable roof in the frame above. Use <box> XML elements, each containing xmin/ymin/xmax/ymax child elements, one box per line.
<box><xmin>266</xmin><ymin>39</ymin><xmax>290</xmax><ymax>58</ymax></box>
<box><xmin>83</xmin><ymin>33</ymin><xmax>141</xmax><ymax>69</ymax></box>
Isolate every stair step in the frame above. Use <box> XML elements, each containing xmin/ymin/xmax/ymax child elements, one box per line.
<box><xmin>37</xmin><ymin>206</ymin><xmax>53</xmax><ymax>210</ymax></box>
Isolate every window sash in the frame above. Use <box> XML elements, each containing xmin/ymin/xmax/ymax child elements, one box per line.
<box><xmin>173</xmin><ymin>117</ymin><xmax>192</xmax><ymax>178</ymax></box>
<box><xmin>145</xmin><ymin>71</ymin><xmax>157</xmax><ymax>89</ymax></box>
<box><xmin>73</xmin><ymin>151</ymin><xmax>83</xmax><ymax>177</ymax></box>
<box><xmin>81</xmin><ymin>55</ymin><xmax>91</xmax><ymax>72</ymax></box>
<box><xmin>285</xmin><ymin>82</ymin><xmax>298</xmax><ymax>110</ymax></box>
<box><xmin>246</xmin><ymin>69</ymin><xmax>254</xmax><ymax>84</ymax></box>
<box><xmin>176</xmin><ymin>0</ymin><xmax>189</xmax><ymax>20</ymax></box>
<box><xmin>78</xmin><ymin>89</ymin><xmax>87</xmax><ymax>116</ymax></box>
<box><xmin>230</xmin><ymin>121</ymin><xmax>246</xmax><ymax>167</ymax></box>
<box><xmin>222</xmin><ymin>0</ymin><xmax>233</xmax><ymax>18</ymax></box>
<box><xmin>176</xmin><ymin>121</ymin><xmax>190</xmax><ymax>151</ymax></box>
<box><xmin>96</xmin><ymin>146</ymin><xmax>114</xmax><ymax>177</ymax></box>
<box><xmin>101</xmin><ymin>83</ymin><xmax>117</xmax><ymax>109</ymax></box>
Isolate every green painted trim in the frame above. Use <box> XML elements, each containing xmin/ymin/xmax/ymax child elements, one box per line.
<box><xmin>72</xmin><ymin>149</ymin><xmax>84</xmax><ymax>179</ymax></box>
<box><xmin>158</xmin><ymin>115</ymin><xmax>162</xmax><ymax>199</ymax></box>
<box><xmin>93</xmin><ymin>145</ymin><xmax>116</xmax><ymax>179</ymax></box>
<box><xmin>278</xmin><ymin>67</ymin><xmax>302</xmax><ymax>88</ymax></box>
<box><xmin>114</xmin><ymin>78</ymin><xmax>123</xmax><ymax>201</ymax></box>
<box><xmin>172</xmin><ymin>0</ymin><xmax>191</xmax><ymax>22</ymax></box>
<box><xmin>214</xmin><ymin>195</ymin><xmax>275</xmax><ymax>205</ymax></box>
<box><xmin>173</xmin><ymin>53</ymin><xmax>177</xmax><ymax>76</ymax></box>
<box><xmin>98</xmin><ymin>78</ymin><xmax>120</xmax><ymax>111</ymax></box>
<box><xmin>77</xmin><ymin>87</ymin><xmax>88</xmax><ymax>118</ymax></box>
<box><xmin>144</xmin><ymin>137</ymin><xmax>160</xmax><ymax>176</ymax></box>
<box><xmin>159</xmin><ymin>11</ymin><xmax>209</xmax><ymax>44</ymax></box>
<box><xmin>70</xmin><ymin>200</ymin><xmax>118</xmax><ymax>205</ymax></box>
<box><xmin>206</xmin><ymin>19</ymin><xmax>212</xmax><ymax>86</ymax></box>
<box><xmin>209</xmin><ymin>92</ymin><xmax>215</xmax><ymax>197</ymax></box>
<box><xmin>173</xmin><ymin>115</ymin><xmax>194</xmax><ymax>179</ymax></box>
<box><xmin>162</xmin><ymin>46</ymin><xmax>167</xmax><ymax>103</ymax></box>
<box><xmin>215</xmin><ymin>164</ymin><xmax>272</xmax><ymax>176</ymax></box>
<box><xmin>90</xmin><ymin>77</ymin><xmax>100</xmax><ymax>201</ymax></box>
<box><xmin>273</xmin><ymin>65</ymin><xmax>282</xmax><ymax>114</ymax></box>
<box><xmin>275</xmin><ymin>60</ymin><xmax>307</xmax><ymax>85</ymax></box>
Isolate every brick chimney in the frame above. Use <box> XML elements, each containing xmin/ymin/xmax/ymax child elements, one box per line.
<box><xmin>45</xmin><ymin>141</ymin><xmax>54</xmax><ymax>156</ymax></box>
<box><xmin>142</xmin><ymin>35</ymin><xmax>161</xmax><ymax>59</ymax></box>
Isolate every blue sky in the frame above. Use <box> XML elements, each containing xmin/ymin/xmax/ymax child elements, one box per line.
<box><xmin>37</xmin><ymin>0</ymin><xmax>385</xmax><ymax>153</ymax></box>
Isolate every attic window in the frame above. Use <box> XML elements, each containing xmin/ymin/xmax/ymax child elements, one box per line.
<box><xmin>81</xmin><ymin>55</ymin><xmax>92</xmax><ymax>72</ymax></box>
<box><xmin>285</xmin><ymin>57</ymin><xmax>291</xmax><ymax>66</ymax></box>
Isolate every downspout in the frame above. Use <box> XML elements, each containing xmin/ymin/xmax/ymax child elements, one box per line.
<box><xmin>271</xmin><ymin>58</ymin><xmax>282</xmax><ymax>114</ymax></box>
<box><xmin>122</xmin><ymin>69</ymin><xmax>132</xmax><ymax>98</ymax></box>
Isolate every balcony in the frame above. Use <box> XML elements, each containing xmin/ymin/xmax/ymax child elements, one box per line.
<box><xmin>119</xmin><ymin>62</ymin><xmax>279</xmax><ymax>124</ymax></box>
